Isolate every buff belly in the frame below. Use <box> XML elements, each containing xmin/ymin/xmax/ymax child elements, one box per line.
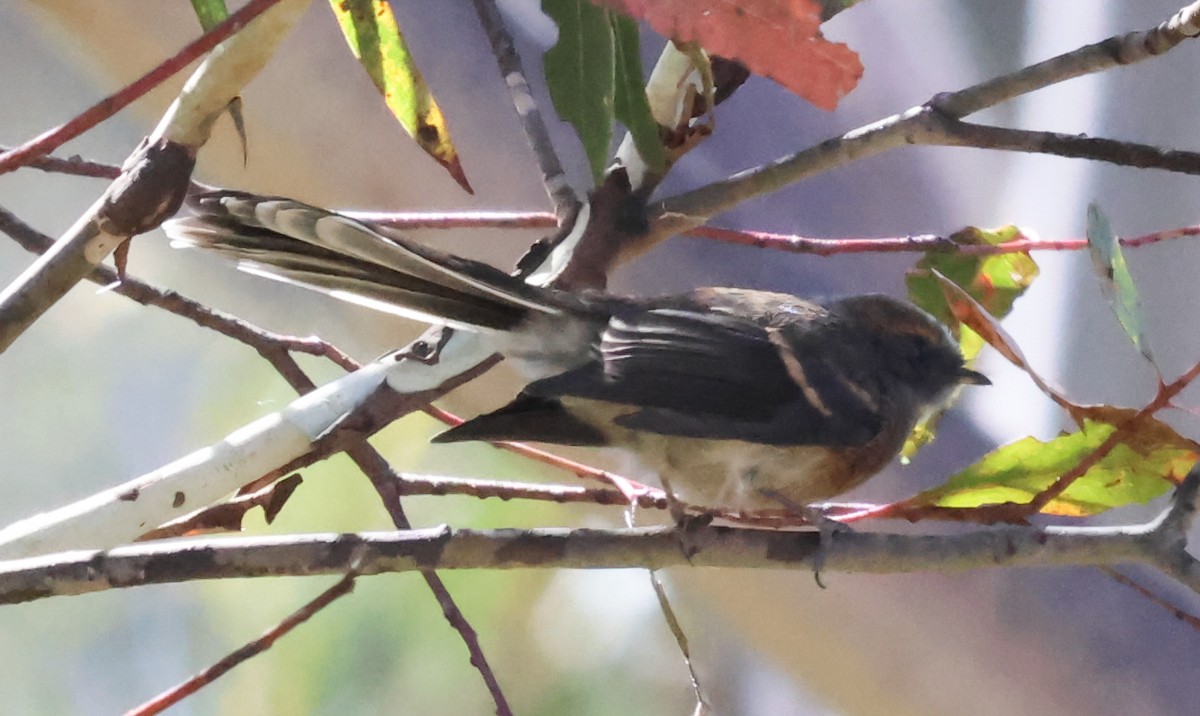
<box><xmin>562</xmin><ymin>397</ymin><xmax>904</xmax><ymax>514</ymax></box>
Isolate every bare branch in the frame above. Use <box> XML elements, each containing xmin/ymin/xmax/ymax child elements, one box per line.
<box><xmin>688</xmin><ymin>223</ymin><xmax>1200</xmax><ymax>256</ymax></box>
<box><xmin>316</xmin><ymin>395</ymin><xmax>512</xmax><ymax>716</ymax></box>
<box><xmin>0</xmin><ymin>0</ymin><xmax>312</xmax><ymax>353</ymax></box>
<box><xmin>651</xmin><ymin>2</ymin><xmax>1200</xmax><ymax>239</ymax></box>
<box><xmin>1101</xmin><ymin>567</ymin><xmax>1200</xmax><ymax>631</ymax></box>
<box><xmin>932</xmin><ymin>1</ymin><xmax>1200</xmax><ymax>119</ymax></box>
<box><xmin>469</xmin><ymin>0</ymin><xmax>579</xmax><ymax>220</ymax></box>
<box><xmin>0</xmin><ymin>207</ymin><xmax>358</xmax><ymax>370</ymax></box>
<box><xmin>650</xmin><ymin>573</ymin><xmax>710</xmax><ymax>712</ymax></box>
<box><xmin>931</xmin><ymin>121</ymin><xmax>1200</xmax><ymax>175</ymax></box>
<box><xmin>124</xmin><ymin>571</ymin><xmax>357</xmax><ymax>716</ymax></box>
<box><xmin>0</xmin><ymin>513</ymin><xmax>1179</xmax><ymax>606</ymax></box>
<box><xmin>393</xmin><ymin>472</ymin><xmax>668</xmax><ymax>510</ymax></box>
<box><xmin>0</xmin><ymin>0</ymin><xmax>295</xmax><ymax>176</ymax></box>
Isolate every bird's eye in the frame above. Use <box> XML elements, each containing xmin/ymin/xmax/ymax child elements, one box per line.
<box><xmin>897</xmin><ymin>334</ymin><xmax>931</xmax><ymax>359</ymax></box>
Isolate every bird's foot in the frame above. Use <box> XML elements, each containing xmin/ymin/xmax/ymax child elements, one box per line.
<box><xmin>673</xmin><ymin>510</ymin><xmax>713</xmax><ymax>561</ymax></box>
<box><xmin>799</xmin><ymin>505</ymin><xmax>852</xmax><ymax>588</ymax></box>
<box><xmin>759</xmin><ymin>490</ymin><xmax>852</xmax><ymax>588</ymax></box>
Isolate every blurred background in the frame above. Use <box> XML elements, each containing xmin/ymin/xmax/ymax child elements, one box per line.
<box><xmin>2</xmin><ymin>1</ymin><xmax>1200</xmax><ymax>714</ymax></box>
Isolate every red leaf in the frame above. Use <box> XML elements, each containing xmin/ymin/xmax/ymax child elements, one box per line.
<box><xmin>596</xmin><ymin>0</ymin><xmax>861</xmax><ymax>110</ymax></box>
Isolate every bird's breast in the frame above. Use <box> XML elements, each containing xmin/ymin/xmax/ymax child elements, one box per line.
<box><xmin>563</xmin><ymin>397</ymin><xmax>910</xmax><ymax>514</ymax></box>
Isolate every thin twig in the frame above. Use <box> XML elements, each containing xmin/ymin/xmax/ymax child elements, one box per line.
<box><xmin>1099</xmin><ymin>567</ymin><xmax>1200</xmax><ymax>631</ymax></box>
<box><xmin>0</xmin><ymin>0</ymin><xmax>290</xmax><ymax>176</ymax></box>
<box><xmin>650</xmin><ymin>573</ymin><xmax>710</xmax><ymax>713</ymax></box>
<box><xmin>2</xmin><ymin>207</ymin><xmax>511</xmax><ymax>712</ymax></box>
<box><xmin>0</xmin><ymin>206</ymin><xmax>358</xmax><ymax>367</ymax></box>
<box><xmin>468</xmin><ymin>0</ymin><xmax>579</xmax><ymax>221</ymax></box>
<box><xmin>651</xmin><ymin>2</ymin><xmax>1200</xmax><ymax>239</ymax></box>
<box><xmin>24</xmin><ymin>147</ymin><xmax>1200</xmax><ymax>260</ymax></box>
<box><xmin>933</xmin><ymin>121</ymin><xmax>1200</xmax><ymax>175</ymax></box>
<box><xmin>0</xmin><ymin>0</ymin><xmax>310</xmax><ymax>355</ymax></box>
<box><xmin>688</xmin><ymin>224</ymin><xmax>1200</xmax><ymax>256</ymax></box>
<box><xmin>123</xmin><ymin>572</ymin><xmax>358</xmax><ymax>716</ymax></box>
<box><xmin>395</xmin><ymin>472</ymin><xmax>668</xmax><ymax>510</ymax></box>
<box><xmin>347</xmin><ymin>464</ymin><xmax>514</xmax><ymax>716</ymax></box>
<box><xmin>262</xmin><ymin>352</ymin><xmax>512</xmax><ymax>716</ymax></box>
<box><xmin>0</xmin><ymin>145</ymin><xmax>215</xmax><ymax>194</ymax></box>
<box><xmin>1030</xmin><ymin>357</ymin><xmax>1200</xmax><ymax>512</ymax></box>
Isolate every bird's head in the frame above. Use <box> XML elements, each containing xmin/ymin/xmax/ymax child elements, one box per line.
<box><xmin>833</xmin><ymin>294</ymin><xmax>990</xmax><ymax>409</ymax></box>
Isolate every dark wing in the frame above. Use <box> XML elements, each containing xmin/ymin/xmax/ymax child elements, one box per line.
<box><xmin>432</xmin><ymin>394</ymin><xmax>609</xmax><ymax>446</ymax></box>
<box><xmin>523</xmin><ymin>308</ymin><xmax>884</xmax><ymax>446</ymax></box>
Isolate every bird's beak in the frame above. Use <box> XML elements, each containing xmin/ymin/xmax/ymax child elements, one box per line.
<box><xmin>957</xmin><ymin>367</ymin><xmax>991</xmax><ymax>386</ymax></box>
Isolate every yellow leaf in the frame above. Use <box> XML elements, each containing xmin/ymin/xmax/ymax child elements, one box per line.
<box><xmin>329</xmin><ymin>0</ymin><xmax>471</xmax><ymax>192</ymax></box>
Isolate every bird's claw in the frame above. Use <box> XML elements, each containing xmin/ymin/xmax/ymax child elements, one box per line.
<box><xmin>758</xmin><ymin>489</ymin><xmax>852</xmax><ymax>587</ymax></box>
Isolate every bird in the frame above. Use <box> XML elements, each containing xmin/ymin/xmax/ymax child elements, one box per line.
<box><xmin>164</xmin><ymin>190</ymin><xmax>989</xmax><ymax>517</ymax></box>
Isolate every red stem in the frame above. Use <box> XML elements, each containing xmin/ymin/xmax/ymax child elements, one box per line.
<box><xmin>0</xmin><ymin>0</ymin><xmax>287</xmax><ymax>176</ymax></box>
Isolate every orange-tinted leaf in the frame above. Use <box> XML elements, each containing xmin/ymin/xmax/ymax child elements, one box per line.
<box><xmin>930</xmin><ymin>270</ymin><xmax>1078</xmax><ymax>414</ymax></box>
<box><xmin>594</xmin><ymin>0</ymin><xmax>862</xmax><ymax>110</ymax></box>
<box><xmin>1073</xmin><ymin>405</ymin><xmax>1200</xmax><ymax>455</ymax></box>
<box><xmin>912</xmin><ymin>419</ymin><xmax>1192</xmax><ymax>517</ymax></box>
<box><xmin>932</xmin><ymin>269</ymin><xmax>1027</xmax><ymax>367</ymax></box>
<box><xmin>330</xmin><ymin>0</ymin><xmax>471</xmax><ymax>192</ymax></box>
<box><xmin>906</xmin><ymin>225</ymin><xmax>1038</xmax><ymax>361</ymax></box>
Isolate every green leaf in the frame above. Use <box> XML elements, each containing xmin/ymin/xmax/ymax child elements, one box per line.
<box><xmin>543</xmin><ymin>0</ymin><xmax>616</xmax><ymax>183</ymax></box>
<box><xmin>1086</xmin><ymin>203</ymin><xmax>1154</xmax><ymax>363</ymax></box>
<box><xmin>610</xmin><ymin>14</ymin><xmax>666</xmax><ymax>177</ymax></box>
<box><xmin>912</xmin><ymin>418</ymin><xmax>1194</xmax><ymax>516</ymax></box>
<box><xmin>901</xmin><ymin>226</ymin><xmax>1039</xmax><ymax>460</ymax></box>
<box><xmin>329</xmin><ymin>0</ymin><xmax>471</xmax><ymax>192</ymax></box>
<box><xmin>817</xmin><ymin>0</ymin><xmax>869</xmax><ymax>21</ymax></box>
<box><xmin>189</xmin><ymin>0</ymin><xmax>229</xmax><ymax>31</ymax></box>
<box><xmin>906</xmin><ymin>225</ymin><xmax>1039</xmax><ymax>361</ymax></box>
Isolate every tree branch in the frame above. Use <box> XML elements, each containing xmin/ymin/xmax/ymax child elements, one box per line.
<box><xmin>124</xmin><ymin>571</ymin><xmax>358</xmax><ymax>716</ymax></box>
<box><xmin>0</xmin><ymin>207</ymin><xmax>359</xmax><ymax>371</ymax></box>
<box><xmin>649</xmin><ymin>2</ymin><xmax>1200</xmax><ymax>240</ymax></box>
<box><xmin>15</xmin><ymin>465</ymin><xmax>1199</xmax><ymax>606</ymax></box>
<box><xmin>0</xmin><ymin>0</ymin><xmax>295</xmax><ymax>176</ymax></box>
<box><xmin>688</xmin><ymin>223</ymin><xmax>1200</xmax><ymax>256</ymax></box>
<box><xmin>0</xmin><ymin>0</ymin><xmax>312</xmax><ymax>353</ymax></box>
<box><xmin>0</xmin><ymin>508</ymin><xmax>1180</xmax><ymax>605</ymax></box>
<box><xmin>469</xmin><ymin>0</ymin><xmax>579</xmax><ymax>221</ymax></box>
<box><xmin>932</xmin><ymin>120</ymin><xmax>1200</xmax><ymax>175</ymax></box>
<box><xmin>931</xmin><ymin>1</ymin><xmax>1200</xmax><ymax>119</ymax></box>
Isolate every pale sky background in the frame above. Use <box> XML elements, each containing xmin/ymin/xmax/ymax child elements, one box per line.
<box><xmin>2</xmin><ymin>2</ymin><xmax>1200</xmax><ymax>715</ymax></box>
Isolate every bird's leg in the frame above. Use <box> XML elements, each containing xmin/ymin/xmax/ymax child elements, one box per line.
<box><xmin>659</xmin><ymin>473</ymin><xmax>712</xmax><ymax>560</ymax></box>
<box><xmin>658</xmin><ymin>472</ymin><xmax>688</xmax><ymax>524</ymax></box>
<box><xmin>758</xmin><ymin>489</ymin><xmax>851</xmax><ymax>588</ymax></box>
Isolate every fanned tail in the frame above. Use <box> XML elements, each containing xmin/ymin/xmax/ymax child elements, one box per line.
<box><xmin>164</xmin><ymin>190</ymin><xmax>559</xmax><ymax>331</ymax></box>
